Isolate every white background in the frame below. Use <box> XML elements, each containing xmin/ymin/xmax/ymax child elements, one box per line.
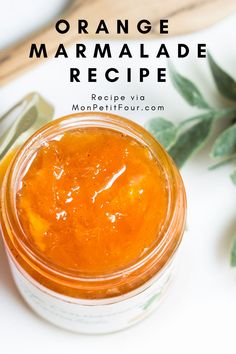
<box><xmin>1</xmin><ymin>1</ymin><xmax>236</xmax><ymax>353</ymax></box>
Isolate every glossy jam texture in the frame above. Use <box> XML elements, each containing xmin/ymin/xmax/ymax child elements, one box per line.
<box><xmin>16</xmin><ymin>128</ymin><xmax>169</xmax><ymax>275</ymax></box>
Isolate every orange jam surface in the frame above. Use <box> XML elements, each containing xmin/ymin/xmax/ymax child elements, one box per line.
<box><xmin>16</xmin><ymin>128</ymin><xmax>169</xmax><ymax>275</ymax></box>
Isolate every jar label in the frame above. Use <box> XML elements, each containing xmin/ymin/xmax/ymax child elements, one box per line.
<box><xmin>9</xmin><ymin>256</ymin><xmax>174</xmax><ymax>334</ymax></box>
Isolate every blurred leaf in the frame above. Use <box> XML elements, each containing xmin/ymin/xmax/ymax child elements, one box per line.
<box><xmin>214</xmin><ymin>107</ymin><xmax>236</xmax><ymax>121</ymax></box>
<box><xmin>145</xmin><ymin>117</ymin><xmax>177</xmax><ymax>149</ymax></box>
<box><xmin>209</xmin><ymin>155</ymin><xmax>236</xmax><ymax>170</ymax></box>
<box><xmin>211</xmin><ymin>123</ymin><xmax>236</xmax><ymax>159</ymax></box>
<box><xmin>0</xmin><ymin>93</ymin><xmax>54</xmax><ymax>160</ymax></box>
<box><xmin>208</xmin><ymin>53</ymin><xmax>236</xmax><ymax>101</ymax></box>
<box><xmin>230</xmin><ymin>234</ymin><xmax>236</xmax><ymax>266</ymax></box>
<box><xmin>230</xmin><ymin>169</ymin><xmax>236</xmax><ymax>185</ymax></box>
<box><xmin>169</xmin><ymin>63</ymin><xmax>210</xmax><ymax>109</ymax></box>
<box><xmin>168</xmin><ymin>113</ymin><xmax>214</xmax><ymax>168</ymax></box>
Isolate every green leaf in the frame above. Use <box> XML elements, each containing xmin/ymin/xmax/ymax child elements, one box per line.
<box><xmin>169</xmin><ymin>63</ymin><xmax>210</xmax><ymax>109</ymax></box>
<box><xmin>230</xmin><ymin>234</ymin><xmax>236</xmax><ymax>266</ymax></box>
<box><xmin>168</xmin><ymin>113</ymin><xmax>214</xmax><ymax>168</ymax></box>
<box><xmin>211</xmin><ymin>123</ymin><xmax>236</xmax><ymax>159</ymax></box>
<box><xmin>208</xmin><ymin>53</ymin><xmax>236</xmax><ymax>101</ymax></box>
<box><xmin>214</xmin><ymin>107</ymin><xmax>236</xmax><ymax>121</ymax></box>
<box><xmin>145</xmin><ymin>117</ymin><xmax>177</xmax><ymax>149</ymax></box>
<box><xmin>0</xmin><ymin>93</ymin><xmax>54</xmax><ymax>161</ymax></box>
<box><xmin>209</xmin><ymin>155</ymin><xmax>236</xmax><ymax>170</ymax></box>
<box><xmin>230</xmin><ymin>169</ymin><xmax>236</xmax><ymax>185</ymax></box>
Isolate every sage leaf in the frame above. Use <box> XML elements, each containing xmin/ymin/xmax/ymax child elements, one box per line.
<box><xmin>208</xmin><ymin>53</ymin><xmax>236</xmax><ymax>101</ymax></box>
<box><xmin>230</xmin><ymin>234</ymin><xmax>236</xmax><ymax>266</ymax></box>
<box><xmin>169</xmin><ymin>63</ymin><xmax>210</xmax><ymax>109</ymax></box>
<box><xmin>211</xmin><ymin>123</ymin><xmax>236</xmax><ymax>159</ymax></box>
<box><xmin>168</xmin><ymin>113</ymin><xmax>214</xmax><ymax>168</ymax></box>
<box><xmin>145</xmin><ymin>117</ymin><xmax>177</xmax><ymax>149</ymax></box>
<box><xmin>214</xmin><ymin>107</ymin><xmax>236</xmax><ymax>121</ymax></box>
<box><xmin>0</xmin><ymin>93</ymin><xmax>54</xmax><ymax>160</ymax></box>
<box><xmin>230</xmin><ymin>169</ymin><xmax>236</xmax><ymax>185</ymax></box>
<box><xmin>209</xmin><ymin>155</ymin><xmax>236</xmax><ymax>170</ymax></box>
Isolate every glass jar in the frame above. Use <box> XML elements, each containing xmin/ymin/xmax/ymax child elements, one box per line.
<box><xmin>0</xmin><ymin>113</ymin><xmax>186</xmax><ymax>334</ymax></box>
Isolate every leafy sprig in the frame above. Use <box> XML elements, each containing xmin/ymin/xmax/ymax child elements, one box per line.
<box><xmin>145</xmin><ymin>54</ymin><xmax>236</xmax><ymax>265</ymax></box>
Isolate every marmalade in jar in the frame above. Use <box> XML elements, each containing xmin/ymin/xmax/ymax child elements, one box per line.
<box><xmin>0</xmin><ymin>113</ymin><xmax>186</xmax><ymax>333</ymax></box>
<box><xmin>16</xmin><ymin>127</ymin><xmax>168</xmax><ymax>275</ymax></box>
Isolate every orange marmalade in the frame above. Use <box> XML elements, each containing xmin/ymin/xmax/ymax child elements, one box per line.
<box><xmin>16</xmin><ymin>127</ymin><xmax>169</xmax><ymax>275</ymax></box>
<box><xmin>0</xmin><ymin>113</ymin><xmax>186</xmax><ymax>333</ymax></box>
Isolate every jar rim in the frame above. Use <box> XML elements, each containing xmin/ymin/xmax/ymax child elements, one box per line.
<box><xmin>1</xmin><ymin>112</ymin><xmax>186</xmax><ymax>291</ymax></box>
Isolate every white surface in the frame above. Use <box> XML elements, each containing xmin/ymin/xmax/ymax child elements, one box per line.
<box><xmin>1</xmin><ymin>1</ymin><xmax>236</xmax><ymax>353</ymax></box>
